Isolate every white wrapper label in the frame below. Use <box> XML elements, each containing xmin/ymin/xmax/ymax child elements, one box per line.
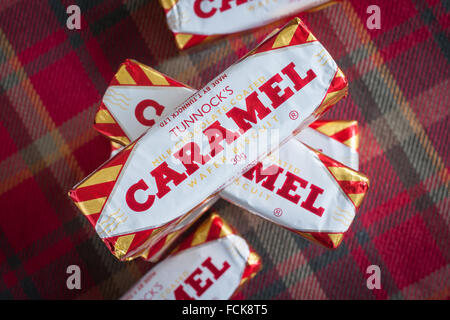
<box><xmin>121</xmin><ymin>234</ymin><xmax>250</xmax><ymax>300</ymax></box>
<box><xmin>167</xmin><ymin>0</ymin><xmax>332</xmax><ymax>36</ymax></box>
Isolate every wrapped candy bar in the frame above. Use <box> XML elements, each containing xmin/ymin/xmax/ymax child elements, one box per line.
<box><xmin>121</xmin><ymin>211</ymin><xmax>261</xmax><ymax>300</ymax></box>
<box><xmin>93</xmin><ymin>60</ymin><xmax>358</xmax><ymax>170</ymax></box>
<box><xmin>93</xmin><ymin>59</ymin><xmax>195</xmax><ymax>147</ymax></box>
<box><xmin>159</xmin><ymin>0</ymin><xmax>341</xmax><ymax>50</ymax></box>
<box><xmin>69</xmin><ymin>18</ymin><xmax>348</xmax><ymax>260</ymax></box>
<box><xmin>108</xmin><ymin>116</ymin><xmax>361</xmax><ymax>252</ymax></box>
<box><xmin>93</xmin><ymin>59</ymin><xmax>360</xmax><ymax>251</ymax></box>
<box><xmin>220</xmin><ymin>139</ymin><xmax>369</xmax><ymax>249</ymax></box>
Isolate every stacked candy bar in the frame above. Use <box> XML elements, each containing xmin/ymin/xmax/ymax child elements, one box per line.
<box><xmin>92</xmin><ymin>55</ymin><xmax>367</xmax><ymax>257</ymax></box>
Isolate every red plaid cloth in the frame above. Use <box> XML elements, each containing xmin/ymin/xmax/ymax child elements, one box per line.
<box><xmin>0</xmin><ymin>0</ymin><xmax>448</xmax><ymax>299</ymax></box>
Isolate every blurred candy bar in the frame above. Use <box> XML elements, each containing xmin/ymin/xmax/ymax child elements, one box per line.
<box><xmin>69</xmin><ymin>18</ymin><xmax>347</xmax><ymax>260</ymax></box>
<box><xmin>121</xmin><ymin>211</ymin><xmax>261</xmax><ymax>300</ymax></box>
<box><xmin>159</xmin><ymin>0</ymin><xmax>341</xmax><ymax>50</ymax></box>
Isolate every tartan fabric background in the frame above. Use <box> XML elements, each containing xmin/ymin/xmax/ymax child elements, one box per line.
<box><xmin>0</xmin><ymin>0</ymin><xmax>448</xmax><ymax>300</ymax></box>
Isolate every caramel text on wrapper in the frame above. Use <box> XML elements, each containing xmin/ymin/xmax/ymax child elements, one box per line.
<box><xmin>126</xmin><ymin>62</ymin><xmax>317</xmax><ymax>212</ymax></box>
<box><xmin>174</xmin><ymin>256</ymin><xmax>231</xmax><ymax>299</ymax></box>
<box><xmin>193</xmin><ymin>0</ymin><xmax>250</xmax><ymax>18</ymax></box>
<box><xmin>243</xmin><ymin>161</ymin><xmax>325</xmax><ymax>217</ymax></box>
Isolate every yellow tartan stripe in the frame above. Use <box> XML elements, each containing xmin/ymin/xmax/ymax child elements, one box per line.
<box><xmin>0</xmin><ymin>29</ymin><xmax>85</xmax><ymax>195</ymax></box>
<box><xmin>340</xmin><ymin>1</ymin><xmax>448</xmax><ymax>190</ymax></box>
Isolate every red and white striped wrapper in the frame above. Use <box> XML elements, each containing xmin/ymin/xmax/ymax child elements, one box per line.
<box><xmin>296</xmin><ymin>120</ymin><xmax>359</xmax><ymax>170</ymax></box>
<box><xmin>121</xmin><ymin>211</ymin><xmax>261</xmax><ymax>300</ymax></box>
<box><xmin>69</xmin><ymin>18</ymin><xmax>348</xmax><ymax>260</ymax></box>
<box><xmin>159</xmin><ymin>0</ymin><xmax>341</xmax><ymax>50</ymax></box>
<box><xmin>93</xmin><ymin>59</ymin><xmax>194</xmax><ymax>149</ymax></box>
